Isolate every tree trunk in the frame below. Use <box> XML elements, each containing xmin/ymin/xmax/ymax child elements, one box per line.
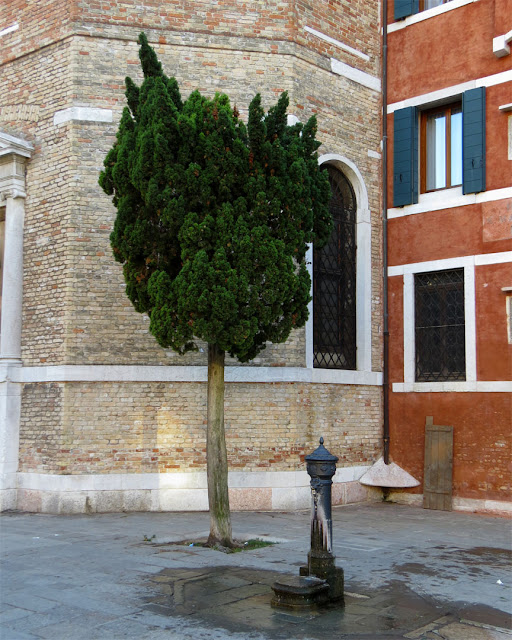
<box><xmin>206</xmin><ymin>343</ymin><xmax>233</xmax><ymax>547</ymax></box>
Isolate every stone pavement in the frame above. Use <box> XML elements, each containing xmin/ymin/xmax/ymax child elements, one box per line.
<box><xmin>1</xmin><ymin>502</ymin><xmax>511</xmax><ymax>639</ymax></box>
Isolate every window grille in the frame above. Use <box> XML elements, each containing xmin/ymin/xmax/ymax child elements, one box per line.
<box><xmin>313</xmin><ymin>166</ymin><xmax>356</xmax><ymax>369</ymax></box>
<box><xmin>415</xmin><ymin>268</ymin><xmax>465</xmax><ymax>381</ymax></box>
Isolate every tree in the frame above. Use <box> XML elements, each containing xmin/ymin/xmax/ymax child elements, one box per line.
<box><xmin>99</xmin><ymin>33</ymin><xmax>332</xmax><ymax>546</ymax></box>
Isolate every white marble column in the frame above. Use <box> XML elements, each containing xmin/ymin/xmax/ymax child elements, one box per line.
<box><xmin>0</xmin><ymin>190</ymin><xmax>25</xmax><ymax>361</ymax></box>
<box><xmin>0</xmin><ymin>132</ymin><xmax>32</xmax><ymax>511</ymax></box>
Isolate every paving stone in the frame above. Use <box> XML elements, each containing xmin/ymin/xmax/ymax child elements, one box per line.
<box><xmin>1</xmin><ymin>505</ymin><xmax>511</xmax><ymax>639</ymax></box>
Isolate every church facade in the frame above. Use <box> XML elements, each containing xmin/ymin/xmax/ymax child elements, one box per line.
<box><xmin>0</xmin><ymin>0</ymin><xmax>384</xmax><ymax>513</ymax></box>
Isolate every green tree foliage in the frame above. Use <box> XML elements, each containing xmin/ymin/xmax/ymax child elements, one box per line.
<box><xmin>100</xmin><ymin>33</ymin><xmax>331</xmax><ymax>545</ymax></box>
<box><xmin>100</xmin><ymin>33</ymin><xmax>331</xmax><ymax>362</ymax></box>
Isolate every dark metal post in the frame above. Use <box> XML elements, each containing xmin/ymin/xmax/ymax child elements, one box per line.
<box><xmin>300</xmin><ymin>437</ymin><xmax>344</xmax><ymax>603</ymax></box>
<box><xmin>306</xmin><ymin>437</ymin><xmax>337</xmax><ymax>560</ymax></box>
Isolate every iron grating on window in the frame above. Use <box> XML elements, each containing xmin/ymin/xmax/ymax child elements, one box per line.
<box><xmin>313</xmin><ymin>166</ymin><xmax>357</xmax><ymax>370</ymax></box>
<box><xmin>414</xmin><ymin>268</ymin><xmax>465</xmax><ymax>382</ymax></box>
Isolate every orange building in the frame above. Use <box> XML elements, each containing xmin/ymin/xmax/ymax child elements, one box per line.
<box><xmin>386</xmin><ymin>0</ymin><xmax>511</xmax><ymax>514</ymax></box>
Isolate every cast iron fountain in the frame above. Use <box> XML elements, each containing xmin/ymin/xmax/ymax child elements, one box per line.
<box><xmin>271</xmin><ymin>437</ymin><xmax>344</xmax><ymax>609</ymax></box>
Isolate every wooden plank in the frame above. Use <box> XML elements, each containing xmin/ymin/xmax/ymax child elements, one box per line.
<box><xmin>423</xmin><ymin>416</ymin><xmax>453</xmax><ymax>511</ymax></box>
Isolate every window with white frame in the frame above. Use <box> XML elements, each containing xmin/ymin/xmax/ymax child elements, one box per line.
<box><xmin>394</xmin><ymin>0</ymin><xmax>455</xmax><ymax>20</ymax></box>
<box><xmin>313</xmin><ymin>166</ymin><xmax>357</xmax><ymax>369</ymax></box>
<box><xmin>307</xmin><ymin>154</ymin><xmax>375</xmax><ymax>383</ymax></box>
<box><xmin>414</xmin><ymin>268</ymin><xmax>466</xmax><ymax>381</ymax></box>
<box><xmin>393</xmin><ymin>88</ymin><xmax>486</xmax><ymax>207</ymax></box>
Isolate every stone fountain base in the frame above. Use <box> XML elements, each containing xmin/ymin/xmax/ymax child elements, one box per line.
<box><xmin>270</xmin><ymin>575</ymin><xmax>330</xmax><ymax>610</ymax></box>
<box><xmin>299</xmin><ymin>563</ymin><xmax>344</xmax><ymax>604</ymax></box>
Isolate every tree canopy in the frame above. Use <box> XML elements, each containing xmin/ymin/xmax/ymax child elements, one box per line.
<box><xmin>99</xmin><ymin>33</ymin><xmax>332</xmax><ymax>361</ymax></box>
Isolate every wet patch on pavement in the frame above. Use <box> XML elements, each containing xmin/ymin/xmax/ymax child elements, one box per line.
<box><xmin>142</xmin><ymin>566</ymin><xmax>512</xmax><ymax>639</ymax></box>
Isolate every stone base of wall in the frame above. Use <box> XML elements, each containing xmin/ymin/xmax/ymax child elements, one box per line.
<box><xmin>387</xmin><ymin>490</ymin><xmax>512</xmax><ymax>517</ymax></box>
<box><xmin>10</xmin><ymin>468</ymin><xmax>382</xmax><ymax>514</ymax></box>
<box><xmin>0</xmin><ymin>488</ymin><xmax>17</xmax><ymax>511</ymax></box>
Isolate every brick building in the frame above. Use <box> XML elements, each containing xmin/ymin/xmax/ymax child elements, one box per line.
<box><xmin>385</xmin><ymin>0</ymin><xmax>511</xmax><ymax>514</ymax></box>
<box><xmin>0</xmin><ymin>0</ymin><xmax>384</xmax><ymax>513</ymax></box>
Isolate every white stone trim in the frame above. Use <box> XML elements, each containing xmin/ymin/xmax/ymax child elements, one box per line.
<box><xmin>388</xmin><ymin>186</ymin><xmax>512</xmax><ymax>219</ymax></box>
<box><xmin>53</xmin><ymin>107</ymin><xmax>113</xmax><ymax>126</ymax></box>
<box><xmin>475</xmin><ymin>251</ymin><xmax>512</xmax><ymax>266</ymax></box>
<box><xmin>493</xmin><ymin>30</ymin><xmax>512</xmax><ymax>58</ymax></box>
<box><xmin>387</xmin><ymin>69</ymin><xmax>512</xmax><ymax>114</ymax></box>
<box><xmin>17</xmin><ymin>466</ymin><xmax>370</xmax><ymax>492</ymax></box>
<box><xmin>394</xmin><ymin>253</ymin><xmax>512</xmax><ymax>393</ymax></box>
<box><xmin>13</xmin><ymin>466</ymin><xmax>372</xmax><ymax>513</ymax></box>
<box><xmin>392</xmin><ymin>380</ymin><xmax>512</xmax><ymax>393</ymax></box>
<box><xmin>0</xmin><ymin>131</ymin><xmax>33</xmax><ymax>158</ymax></box>
<box><xmin>305</xmin><ymin>242</ymin><xmax>314</xmax><ymax>370</ymax></box>
<box><xmin>330</xmin><ymin>59</ymin><xmax>381</xmax><ymax>92</ymax></box>
<box><xmin>389</xmin><ymin>492</ymin><xmax>512</xmax><ymax>515</ymax></box>
<box><xmin>286</xmin><ymin>113</ymin><xmax>300</xmax><ymax>126</ymax></box>
<box><xmin>402</xmin><ymin>272</ymin><xmax>415</xmax><ymax>385</ymax></box>
<box><xmin>14</xmin><ymin>364</ymin><xmax>383</xmax><ymax>386</ymax></box>
<box><xmin>0</xmin><ymin>134</ymin><xmax>31</xmax><ymax>506</ymax></box>
<box><xmin>388</xmin><ymin>251</ymin><xmax>512</xmax><ymax>277</ymax></box>
<box><xmin>0</xmin><ymin>196</ymin><xmax>26</xmax><ymax>360</ymax></box>
<box><xmin>388</xmin><ymin>0</ymin><xmax>478</xmax><ymax>34</ymax></box>
<box><xmin>464</xmin><ymin>265</ymin><xmax>477</xmax><ymax>383</ymax></box>
<box><xmin>367</xmin><ymin>149</ymin><xmax>381</xmax><ymax>159</ymax></box>
<box><xmin>499</xmin><ymin>103</ymin><xmax>512</xmax><ymax>112</ymax></box>
<box><xmin>0</xmin><ymin>24</ymin><xmax>19</xmax><ymax>38</ymax></box>
<box><xmin>305</xmin><ymin>26</ymin><xmax>370</xmax><ymax>62</ymax></box>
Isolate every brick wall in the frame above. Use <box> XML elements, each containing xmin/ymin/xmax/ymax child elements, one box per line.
<box><xmin>4</xmin><ymin>0</ymin><xmax>384</xmax><ymax>502</ymax></box>
<box><xmin>19</xmin><ymin>381</ymin><xmax>382</xmax><ymax>475</ymax></box>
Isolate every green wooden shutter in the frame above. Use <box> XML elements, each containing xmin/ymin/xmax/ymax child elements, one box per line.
<box><xmin>394</xmin><ymin>0</ymin><xmax>420</xmax><ymax>20</ymax></box>
<box><xmin>393</xmin><ymin>106</ymin><xmax>418</xmax><ymax>207</ymax></box>
<box><xmin>463</xmin><ymin>87</ymin><xmax>486</xmax><ymax>194</ymax></box>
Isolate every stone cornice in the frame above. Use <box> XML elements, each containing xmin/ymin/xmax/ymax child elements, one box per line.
<box><xmin>0</xmin><ymin>130</ymin><xmax>34</xmax><ymax>159</ymax></box>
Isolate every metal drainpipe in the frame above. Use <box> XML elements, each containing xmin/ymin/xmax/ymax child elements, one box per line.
<box><xmin>382</xmin><ymin>0</ymin><xmax>390</xmax><ymax>465</ymax></box>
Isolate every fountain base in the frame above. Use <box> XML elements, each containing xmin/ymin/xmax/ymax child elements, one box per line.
<box><xmin>271</xmin><ymin>575</ymin><xmax>330</xmax><ymax>610</ymax></box>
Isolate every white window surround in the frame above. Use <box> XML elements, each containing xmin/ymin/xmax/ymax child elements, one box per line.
<box><xmin>388</xmin><ymin>0</ymin><xmax>478</xmax><ymax>34</ymax></box>
<box><xmin>304</xmin><ymin>154</ymin><xmax>374</xmax><ymax>385</ymax></box>
<box><xmin>390</xmin><ymin>252</ymin><xmax>512</xmax><ymax>393</ymax></box>
<box><xmin>388</xmin><ymin>186</ymin><xmax>512</xmax><ymax>219</ymax></box>
<box><xmin>387</xmin><ymin>69</ymin><xmax>512</xmax><ymax>114</ymax></box>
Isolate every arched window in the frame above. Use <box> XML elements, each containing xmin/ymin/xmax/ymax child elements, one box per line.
<box><xmin>313</xmin><ymin>166</ymin><xmax>357</xmax><ymax>369</ymax></box>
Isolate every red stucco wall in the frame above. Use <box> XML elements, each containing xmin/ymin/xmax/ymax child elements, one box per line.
<box><xmin>476</xmin><ymin>263</ymin><xmax>512</xmax><ymax>381</ymax></box>
<box><xmin>389</xmin><ymin>392</ymin><xmax>512</xmax><ymax>502</ymax></box>
<box><xmin>388</xmin><ymin>1</ymin><xmax>507</xmax><ymax>104</ymax></box>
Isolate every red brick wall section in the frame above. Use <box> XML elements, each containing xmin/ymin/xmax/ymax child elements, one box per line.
<box><xmin>0</xmin><ymin>0</ymin><xmax>73</xmax><ymax>65</ymax></box>
<box><xmin>74</xmin><ymin>0</ymin><xmax>297</xmax><ymax>41</ymax></box>
<box><xmin>388</xmin><ymin>275</ymin><xmax>404</xmax><ymax>384</ymax></box>
<box><xmin>494</xmin><ymin>0</ymin><xmax>511</xmax><ymax>36</ymax></box>
<box><xmin>389</xmin><ymin>392</ymin><xmax>512</xmax><ymax>502</ymax></box>
<box><xmin>387</xmin><ymin>205</ymin><xmax>512</xmax><ymax>267</ymax></box>
<box><xmin>475</xmin><ymin>263</ymin><xmax>512</xmax><ymax>382</ymax></box>
<box><xmin>19</xmin><ymin>382</ymin><xmax>382</xmax><ymax>475</ymax></box>
<box><xmin>387</xmin><ymin>0</ymin><xmax>507</xmax><ymax>104</ymax></box>
<box><xmin>486</xmin><ymin>83</ymin><xmax>512</xmax><ymax>192</ymax></box>
<box><xmin>295</xmin><ymin>0</ymin><xmax>381</xmax><ymax>77</ymax></box>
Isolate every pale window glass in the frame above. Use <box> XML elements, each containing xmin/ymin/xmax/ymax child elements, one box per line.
<box><xmin>426</xmin><ymin>113</ymin><xmax>446</xmax><ymax>190</ymax></box>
